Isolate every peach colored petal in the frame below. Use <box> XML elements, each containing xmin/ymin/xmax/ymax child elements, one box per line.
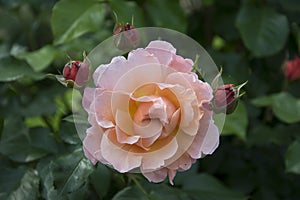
<box><xmin>101</xmin><ymin>129</ymin><xmax>143</xmax><ymax>173</ymax></box>
<box><xmin>145</xmin><ymin>40</ymin><xmax>176</xmax><ymax>66</ymax></box>
<box><xmin>169</xmin><ymin>54</ymin><xmax>193</xmax><ymax>73</ymax></box>
<box><xmin>142</xmin><ymin>168</ymin><xmax>168</xmax><ymax>183</ymax></box>
<box><xmin>128</xmin><ymin>48</ymin><xmax>160</xmax><ymax>66</ymax></box>
<box><xmin>187</xmin><ymin>112</ymin><xmax>219</xmax><ymax>159</ymax></box>
<box><xmin>115</xmin><ymin>109</ymin><xmax>134</xmax><ymax>136</ymax></box>
<box><xmin>94</xmin><ymin>56</ymin><xmax>133</xmax><ymax>90</ymax></box>
<box><xmin>136</xmin><ymin>133</ymin><xmax>161</xmax><ymax>150</ymax></box>
<box><xmin>162</xmin><ymin>129</ymin><xmax>195</xmax><ymax>169</ymax></box>
<box><xmin>161</xmin><ymin>109</ymin><xmax>180</xmax><ymax>138</ymax></box>
<box><xmin>93</xmin><ymin>63</ymin><xmax>108</xmax><ymax>87</ymax></box>
<box><xmin>167</xmin><ymin>153</ymin><xmax>192</xmax><ymax>171</ymax></box>
<box><xmin>94</xmin><ymin>91</ymin><xmax>114</xmax><ymax>129</ymax></box>
<box><xmin>166</xmin><ymin>72</ymin><xmax>213</xmax><ymax>103</ymax></box>
<box><xmin>199</xmin><ymin>122</ymin><xmax>220</xmax><ymax>155</ymax></box>
<box><xmin>113</xmin><ymin>63</ymin><xmax>164</xmax><ymax>93</ymax></box>
<box><xmin>83</xmin><ymin>125</ymin><xmax>104</xmax><ymax>165</ymax></box>
<box><xmin>168</xmin><ymin>169</ymin><xmax>176</xmax><ymax>185</ymax></box>
<box><xmin>141</xmin><ymin>138</ymin><xmax>178</xmax><ymax>171</ymax></box>
<box><xmin>82</xmin><ymin>87</ymin><xmax>95</xmax><ymax>112</ymax></box>
<box><xmin>133</xmin><ymin>118</ymin><xmax>163</xmax><ymax>138</ymax></box>
<box><xmin>116</xmin><ymin>126</ymin><xmax>140</xmax><ymax>144</ymax></box>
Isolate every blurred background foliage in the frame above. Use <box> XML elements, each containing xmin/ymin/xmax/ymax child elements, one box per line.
<box><xmin>0</xmin><ymin>0</ymin><xmax>300</xmax><ymax>199</ymax></box>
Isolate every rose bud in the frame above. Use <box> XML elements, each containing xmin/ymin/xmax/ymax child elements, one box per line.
<box><xmin>113</xmin><ymin>22</ymin><xmax>139</xmax><ymax>51</ymax></box>
<box><xmin>212</xmin><ymin>82</ymin><xmax>247</xmax><ymax>114</ymax></box>
<box><xmin>55</xmin><ymin>54</ymin><xmax>90</xmax><ymax>88</ymax></box>
<box><xmin>284</xmin><ymin>55</ymin><xmax>300</xmax><ymax>81</ymax></box>
<box><xmin>63</xmin><ymin>61</ymin><xmax>81</xmax><ymax>82</ymax></box>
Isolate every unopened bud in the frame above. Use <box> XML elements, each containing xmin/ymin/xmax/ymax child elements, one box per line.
<box><xmin>56</xmin><ymin>53</ymin><xmax>90</xmax><ymax>88</ymax></box>
<box><xmin>212</xmin><ymin>82</ymin><xmax>247</xmax><ymax>114</ymax></box>
<box><xmin>113</xmin><ymin>22</ymin><xmax>139</xmax><ymax>51</ymax></box>
<box><xmin>284</xmin><ymin>55</ymin><xmax>300</xmax><ymax>82</ymax></box>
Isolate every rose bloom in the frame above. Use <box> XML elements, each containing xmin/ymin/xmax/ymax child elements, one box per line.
<box><xmin>82</xmin><ymin>40</ymin><xmax>220</xmax><ymax>184</ymax></box>
<box><xmin>285</xmin><ymin>55</ymin><xmax>300</xmax><ymax>81</ymax></box>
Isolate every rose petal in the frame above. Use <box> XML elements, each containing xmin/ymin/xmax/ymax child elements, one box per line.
<box><xmin>101</xmin><ymin>129</ymin><xmax>143</xmax><ymax>173</ymax></box>
<box><xmin>168</xmin><ymin>169</ymin><xmax>176</xmax><ymax>185</ymax></box>
<box><xmin>133</xmin><ymin>118</ymin><xmax>163</xmax><ymax>138</ymax></box>
<box><xmin>199</xmin><ymin>122</ymin><xmax>220</xmax><ymax>155</ymax></box>
<box><xmin>141</xmin><ymin>138</ymin><xmax>178</xmax><ymax>171</ymax></box>
<box><xmin>94</xmin><ymin>91</ymin><xmax>114</xmax><ymax>128</ymax></box>
<box><xmin>128</xmin><ymin>48</ymin><xmax>160</xmax><ymax>66</ymax></box>
<box><xmin>142</xmin><ymin>168</ymin><xmax>168</xmax><ymax>183</ymax></box>
<box><xmin>169</xmin><ymin>54</ymin><xmax>193</xmax><ymax>73</ymax></box>
<box><xmin>82</xmin><ymin>87</ymin><xmax>95</xmax><ymax>112</ymax></box>
<box><xmin>146</xmin><ymin>40</ymin><xmax>176</xmax><ymax>66</ymax></box>
<box><xmin>83</xmin><ymin>125</ymin><xmax>104</xmax><ymax>164</ymax></box>
<box><xmin>161</xmin><ymin>109</ymin><xmax>180</xmax><ymax>138</ymax></box>
<box><xmin>187</xmin><ymin>112</ymin><xmax>219</xmax><ymax>159</ymax></box>
<box><xmin>136</xmin><ymin>133</ymin><xmax>161</xmax><ymax>150</ymax></box>
<box><xmin>113</xmin><ymin>63</ymin><xmax>164</xmax><ymax>93</ymax></box>
<box><xmin>167</xmin><ymin>153</ymin><xmax>192</xmax><ymax>171</ymax></box>
<box><xmin>116</xmin><ymin>126</ymin><xmax>140</xmax><ymax>144</ymax></box>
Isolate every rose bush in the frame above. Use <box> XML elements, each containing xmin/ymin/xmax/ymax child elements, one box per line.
<box><xmin>82</xmin><ymin>40</ymin><xmax>220</xmax><ymax>184</ymax></box>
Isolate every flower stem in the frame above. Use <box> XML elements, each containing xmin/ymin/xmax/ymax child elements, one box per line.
<box><xmin>129</xmin><ymin>175</ymin><xmax>148</xmax><ymax>196</ymax></box>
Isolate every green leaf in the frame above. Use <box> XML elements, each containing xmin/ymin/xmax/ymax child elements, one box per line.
<box><xmin>0</xmin><ymin>117</ymin><xmax>59</xmax><ymax>162</ymax></box>
<box><xmin>90</xmin><ymin>163</ymin><xmax>111</xmax><ymax>199</ymax></box>
<box><xmin>37</xmin><ymin>149</ymin><xmax>94</xmax><ymax>199</ymax></box>
<box><xmin>16</xmin><ymin>45</ymin><xmax>58</xmax><ymax>72</ymax></box>
<box><xmin>279</xmin><ymin>0</ymin><xmax>300</xmax><ymax>12</ymax></box>
<box><xmin>182</xmin><ymin>173</ymin><xmax>246</xmax><ymax>200</ymax></box>
<box><xmin>0</xmin><ymin>57</ymin><xmax>44</xmax><ymax>82</ymax></box>
<box><xmin>0</xmin><ymin>166</ymin><xmax>39</xmax><ymax>200</ymax></box>
<box><xmin>112</xmin><ymin>186</ymin><xmax>148</xmax><ymax>200</ymax></box>
<box><xmin>109</xmin><ymin>0</ymin><xmax>145</xmax><ymax>27</ymax></box>
<box><xmin>222</xmin><ymin>101</ymin><xmax>248</xmax><ymax>141</ymax></box>
<box><xmin>59</xmin><ymin>122</ymin><xmax>81</xmax><ymax>144</ymax></box>
<box><xmin>272</xmin><ymin>93</ymin><xmax>300</xmax><ymax>123</ymax></box>
<box><xmin>51</xmin><ymin>0</ymin><xmax>105</xmax><ymax>45</ymax></box>
<box><xmin>145</xmin><ymin>0</ymin><xmax>187</xmax><ymax>33</ymax></box>
<box><xmin>236</xmin><ymin>1</ymin><xmax>289</xmax><ymax>57</ymax></box>
<box><xmin>252</xmin><ymin>92</ymin><xmax>300</xmax><ymax>123</ymax></box>
<box><xmin>148</xmin><ymin>185</ymin><xmax>192</xmax><ymax>200</ymax></box>
<box><xmin>63</xmin><ymin>114</ymin><xmax>89</xmax><ymax>124</ymax></box>
<box><xmin>286</xmin><ymin>141</ymin><xmax>300</xmax><ymax>174</ymax></box>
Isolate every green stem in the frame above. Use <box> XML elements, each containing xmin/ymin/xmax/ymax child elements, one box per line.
<box><xmin>42</xmin><ymin>115</ymin><xmax>62</xmax><ymax>142</ymax></box>
<box><xmin>129</xmin><ymin>175</ymin><xmax>148</xmax><ymax>196</ymax></box>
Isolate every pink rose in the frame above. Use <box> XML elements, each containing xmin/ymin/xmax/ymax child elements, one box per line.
<box><xmin>82</xmin><ymin>40</ymin><xmax>219</xmax><ymax>184</ymax></box>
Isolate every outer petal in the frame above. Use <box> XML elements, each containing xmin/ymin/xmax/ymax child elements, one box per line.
<box><xmin>83</xmin><ymin>126</ymin><xmax>103</xmax><ymax>165</ymax></box>
<box><xmin>167</xmin><ymin>153</ymin><xmax>193</xmax><ymax>172</ymax></box>
<box><xmin>169</xmin><ymin>54</ymin><xmax>193</xmax><ymax>73</ymax></box>
<box><xmin>142</xmin><ymin>168</ymin><xmax>168</xmax><ymax>183</ymax></box>
<box><xmin>187</xmin><ymin>111</ymin><xmax>219</xmax><ymax>159</ymax></box>
<box><xmin>145</xmin><ymin>40</ymin><xmax>176</xmax><ymax>66</ymax></box>
<box><xmin>128</xmin><ymin>48</ymin><xmax>160</xmax><ymax>66</ymax></box>
<box><xmin>82</xmin><ymin>87</ymin><xmax>96</xmax><ymax>112</ymax></box>
<box><xmin>199</xmin><ymin>121</ymin><xmax>219</xmax><ymax>155</ymax></box>
<box><xmin>94</xmin><ymin>56</ymin><xmax>129</xmax><ymax>90</ymax></box>
<box><xmin>94</xmin><ymin>91</ymin><xmax>114</xmax><ymax>128</ymax></box>
<box><xmin>101</xmin><ymin>129</ymin><xmax>143</xmax><ymax>173</ymax></box>
<box><xmin>168</xmin><ymin>169</ymin><xmax>176</xmax><ymax>185</ymax></box>
<box><xmin>141</xmin><ymin>138</ymin><xmax>178</xmax><ymax>171</ymax></box>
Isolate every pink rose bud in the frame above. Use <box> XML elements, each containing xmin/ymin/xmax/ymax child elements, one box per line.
<box><xmin>63</xmin><ymin>61</ymin><xmax>81</xmax><ymax>82</ymax></box>
<box><xmin>213</xmin><ymin>82</ymin><xmax>247</xmax><ymax>114</ymax></box>
<box><xmin>284</xmin><ymin>55</ymin><xmax>300</xmax><ymax>81</ymax></box>
<box><xmin>113</xmin><ymin>22</ymin><xmax>139</xmax><ymax>51</ymax></box>
<box><xmin>57</xmin><ymin>55</ymin><xmax>90</xmax><ymax>88</ymax></box>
